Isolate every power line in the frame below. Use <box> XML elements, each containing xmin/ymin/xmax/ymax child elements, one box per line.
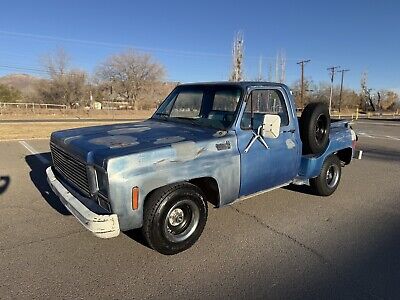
<box><xmin>0</xmin><ymin>30</ymin><xmax>232</xmax><ymax>58</ymax></box>
<box><xmin>0</xmin><ymin>64</ymin><xmax>47</xmax><ymax>74</ymax></box>
<box><xmin>297</xmin><ymin>59</ymin><xmax>310</xmax><ymax>108</ymax></box>
<box><xmin>0</xmin><ymin>30</ymin><xmax>308</xmax><ymax>62</ymax></box>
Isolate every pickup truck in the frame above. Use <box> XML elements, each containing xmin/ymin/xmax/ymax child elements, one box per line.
<box><xmin>47</xmin><ymin>81</ymin><xmax>361</xmax><ymax>255</ymax></box>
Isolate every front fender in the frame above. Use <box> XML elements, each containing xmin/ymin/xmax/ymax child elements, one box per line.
<box><xmin>106</xmin><ymin>136</ymin><xmax>240</xmax><ymax>231</ymax></box>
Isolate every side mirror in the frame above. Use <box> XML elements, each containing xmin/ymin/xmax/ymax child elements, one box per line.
<box><xmin>261</xmin><ymin>114</ymin><xmax>281</xmax><ymax>139</ymax></box>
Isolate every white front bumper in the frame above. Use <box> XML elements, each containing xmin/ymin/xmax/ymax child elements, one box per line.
<box><xmin>46</xmin><ymin>167</ymin><xmax>120</xmax><ymax>238</ymax></box>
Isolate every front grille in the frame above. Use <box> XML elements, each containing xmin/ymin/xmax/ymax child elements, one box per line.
<box><xmin>50</xmin><ymin>143</ymin><xmax>90</xmax><ymax>196</ymax></box>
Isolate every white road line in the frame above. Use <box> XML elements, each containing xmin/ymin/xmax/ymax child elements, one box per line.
<box><xmin>0</xmin><ymin>137</ymin><xmax>49</xmax><ymax>142</ymax></box>
<box><xmin>355</xmin><ymin>121</ymin><xmax>400</xmax><ymax>127</ymax></box>
<box><xmin>358</xmin><ymin>132</ymin><xmax>400</xmax><ymax>141</ymax></box>
<box><xmin>385</xmin><ymin>135</ymin><xmax>400</xmax><ymax>141</ymax></box>
<box><xmin>19</xmin><ymin>140</ymin><xmax>50</xmax><ymax>164</ymax></box>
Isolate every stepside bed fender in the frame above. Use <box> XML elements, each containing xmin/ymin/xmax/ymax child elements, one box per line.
<box><xmin>297</xmin><ymin>128</ymin><xmax>353</xmax><ymax>179</ymax></box>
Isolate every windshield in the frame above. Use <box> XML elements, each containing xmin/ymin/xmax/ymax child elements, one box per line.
<box><xmin>153</xmin><ymin>85</ymin><xmax>242</xmax><ymax>130</ymax></box>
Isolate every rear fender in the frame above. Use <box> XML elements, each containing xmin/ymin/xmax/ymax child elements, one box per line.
<box><xmin>297</xmin><ymin>128</ymin><xmax>353</xmax><ymax>179</ymax></box>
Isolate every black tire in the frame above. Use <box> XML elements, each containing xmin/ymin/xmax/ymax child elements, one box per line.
<box><xmin>300</xmin><ymin>102</ymin><xmax>331</xmax><ymax>155</ymax></box>
<box><xmin>310</xmin><ymin>155</ymin><xmax>341</xmax><ymax>196</ymax></box>
<box><xmin>142</xmin><ymin>182</ymin><xmax>208</xmax><ymax>255</ymax></box>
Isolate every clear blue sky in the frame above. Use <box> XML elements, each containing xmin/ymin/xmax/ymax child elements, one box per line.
<box><xmin>0</xmin><ymin>0</ymin><xmax>399</xmax><ymax>92</ymax></box>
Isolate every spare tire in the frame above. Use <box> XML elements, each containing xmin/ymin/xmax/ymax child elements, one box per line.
<box><xmin>300</xmin><ymin>102</ymin><xmax>330</xmax><ymax>155</ymax></box>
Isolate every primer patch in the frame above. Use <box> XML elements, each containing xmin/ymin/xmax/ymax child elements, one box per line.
<box><xmin>154</xmin><ymin>136</ymin><xmax>186</xmax><ymax>144</ymax></box>
<box><xmin>107</xmin><ymin>127</ymin><xmax>151</xmax><ymax>135</ymax></box>
<box><xmin>90</xmin><ymin>135</ymin><xmax>139</xmax><ymax>148</ymax></box>
<box><xmin>286</xmin><ymin>139</ymin><xmax>296</xmax><ymax>149</ymax></box>
<box><xmin>171</xmin><ymin>141</ymin><xmax>199</xmax><ymax>161</ymax></box>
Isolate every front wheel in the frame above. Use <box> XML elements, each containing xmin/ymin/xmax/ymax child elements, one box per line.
<box><xmin>142</xmin><ymin>182</ymin><xmax>208</xmax><ymax>255</ymax></box>
<box><xmin>310</xmin><ymin>155</ymin><xmax>342</xmax><ymax>196</ymax></box>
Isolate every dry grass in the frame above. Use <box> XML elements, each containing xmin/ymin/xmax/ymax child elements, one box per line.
<box><xmin>0</xmin><ymin>121</ymin><xmax>134</xmax><ymax>140</ymax></box>
<box><xmin>0</xmin><ymin>108</ymin><xmax>153</xmax><ymax>140</ymax></box>
<box><xmin>0</xmin><ymin>108</ymin><xmax>154</xmax><ymax>120</ymax></box>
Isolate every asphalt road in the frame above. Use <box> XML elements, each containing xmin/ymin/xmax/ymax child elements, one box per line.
<box><xmin>0</xmin><ymin>119</ymin><xmax>399</xmax><ymax>299</ymax></box>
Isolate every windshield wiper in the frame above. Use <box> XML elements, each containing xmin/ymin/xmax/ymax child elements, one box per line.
<box><xmin>154</xmin><ymin>112</ymin><xmax>170</xmax><ymax>120</ymax></box>
<box><xmin>155</xmin><ymin>112</ymin><xmax>170</xmax><ymax>117</ymax></box>
<box><xmin>171</xmin><ymin>117</ymin><xmax>199</xmax><ymax>126</ymax></box>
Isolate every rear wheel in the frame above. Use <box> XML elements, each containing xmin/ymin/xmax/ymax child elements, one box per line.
<box><xmin>300</xmin><ymin>102</ymin><xmax>331</xmax><ymax>155</ymax></box>
<box><xmin>310</xmin><ymin>155</ymin><xmax>341</xmax><ymax>196</ymax></box>
<box><xmin>142</xmin><ymin>182</ymin><xmax>208</xmax><ymax>255</ymax></box>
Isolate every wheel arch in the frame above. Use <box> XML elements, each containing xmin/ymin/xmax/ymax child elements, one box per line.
<box><xmin>336</xmin><ymin>147</ymin><xmax>353</xmax><ymax>165</ymax></box>
<box><xmin>143</xmin><ymin>176</ymin><xmax>221</xmax><ymax>209</ymax></box>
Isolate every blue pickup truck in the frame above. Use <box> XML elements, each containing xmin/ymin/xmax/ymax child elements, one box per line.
<box><xmin>47</xmin><ymin>82</ymin><xmax>360</xmax><ymax>254</ymax></box>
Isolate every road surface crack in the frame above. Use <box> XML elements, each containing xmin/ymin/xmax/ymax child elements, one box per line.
<box><xmin>230</xmin><ymin>205</ymin><xmax>382</xmax><ymax>299</ymax></box>
<box><xmin>230</xmin><ymin>205</ymin><xmax>332</xmax><ymax>266</ymax></box>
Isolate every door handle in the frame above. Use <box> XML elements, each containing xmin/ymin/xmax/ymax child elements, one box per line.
<box><xmin>282</xmin><ymin>129</ymin><xmax>295</xmax><ymax>133</ymax></box>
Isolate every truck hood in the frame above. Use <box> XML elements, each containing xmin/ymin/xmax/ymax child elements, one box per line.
<box><xmin>50</xmin><ymin>119</ymin><xmax>228</xmax><ymax>167</ymax></box>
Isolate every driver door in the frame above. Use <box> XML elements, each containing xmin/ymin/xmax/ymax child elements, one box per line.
<box><xmin>237</xmin><ymin>87</ymin><xmax>300</xmax><ymax>197</ymax></box>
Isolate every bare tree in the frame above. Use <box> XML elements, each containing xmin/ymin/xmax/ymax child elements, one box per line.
<box><xmin>37</xmin><ymin>48</ymin><xmax>88</xmax><ymax>106</ymax></box>
<box><xmin>230</xmin><ymin>32</ymin><xmax>244</xmax><ymax>82</ymax></box>
<box><xmin>291</xmin><ymin>78</ymin><xmax>314</xmax><ymax>106</ymax></box>
<box><xmin>96</xmin><ymin>49</ymin><xmax>165</xmax><ymax>109</ymax></box>
<box><xmin>291</xmin><ymin>80</ymin><xmax>360</xmax><ymax>110</ymax></box>
<box><xmin>378</xmin><ymin>90</ymin><xmax>399</xmax><ymax>111</ymax></box>
<box><xmin>275</xmin><ymin>49</ymin><xmax>286</xmax><ymax>83</ymax></box>
<box><xmin>0</xmin><ymin>84</ymin><xmax>21</xmax><ymax>102</ymax></box>
<box><xmin>41</xmin><ymin>47</ymin><xmax>70</xmax><ymax>77</ymax></box>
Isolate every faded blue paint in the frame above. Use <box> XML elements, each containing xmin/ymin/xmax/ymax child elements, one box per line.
<box><xmin>51</xmin><ymin>119</ymin><xmax>241</xmax><ymax>230</ymax></box>
<box><xmin>235</xmin><ymin>85</ymin><xmax>302</xmax><ymax>196</ymax></box>
<box><xmin>49</xmin><ymin>82</ymin><xmax>355</xmax><ymax>232</ymax></box>
<box><xmin>297</xmin><ymin>121</ymin><xmax>353</xmax><ymax>179</ymax></box>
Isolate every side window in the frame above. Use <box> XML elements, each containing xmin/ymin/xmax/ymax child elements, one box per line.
<box><xmin>170</xmin><ymin>90</ymin><xmax>203</xmax><ymax>118</ymax></box>
<box><xmin>241</xmin><ymin>89</ymin><xmax>289</xmax><ymax>129</ymax></box>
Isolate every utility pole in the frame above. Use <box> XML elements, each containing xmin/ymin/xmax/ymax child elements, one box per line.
<box><xmin>297</xmin><ymin>59</ymin><xmax>311</xmax><ymax>108</ymax></box>
<box><xmin>337</xmin><ymin>69</ymin><xmax>350</xmax><ymax>113</ymax></box>
<box><xmin>327</xmin><ymin>65</ymin><xmax>341</xmax><ymax>114</ymax></box>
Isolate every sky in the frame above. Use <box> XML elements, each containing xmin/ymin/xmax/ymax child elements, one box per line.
<box><xmin>0</xmin><ymin>0</ymin><xmax>399</xmax><ymax>93</ymax></box>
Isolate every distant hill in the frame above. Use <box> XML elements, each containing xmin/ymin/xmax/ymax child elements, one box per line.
<box><xmin>0</xmin><ymin>74</ymin><xmax>42</xmax><ymax>96</ymax></box>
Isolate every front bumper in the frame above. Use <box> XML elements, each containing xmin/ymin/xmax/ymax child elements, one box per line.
<box><xmin>46</xmin><ymin>167</ymin><xmax>120</xmax><ymax>238</ymax></box>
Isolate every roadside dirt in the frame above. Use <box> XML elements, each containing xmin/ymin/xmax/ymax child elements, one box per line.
<box><xmin>0</xmin><ymin>120</ymin><xmax>139</xmax><ymax>140</ymax></box>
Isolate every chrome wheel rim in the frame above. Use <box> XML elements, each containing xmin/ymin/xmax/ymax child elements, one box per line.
<box><xmin>326</xmin><ymin>164</ymin><xmax>340</xmax><ymax>188</ymax></box>
<box><xmin>163</xmin><ymin>199</ymin><xmax>200</xmax><ymax>243</ymax></box>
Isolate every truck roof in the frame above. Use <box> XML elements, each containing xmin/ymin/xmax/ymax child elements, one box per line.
<box><xmin>178</xmin><ymin>81</ymin><xmax>289</xmax><ymax>89</ymax></box>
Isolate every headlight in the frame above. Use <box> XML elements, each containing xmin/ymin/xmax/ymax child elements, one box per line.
<box><xmin>95</xmin><ymin>168</ymin><xmax>109</xmax><ymax>199</ymax></box>
<box><xmin>86</xmin><ymin>166</ymin><xmax>99</xmax><ymax>194</ymax></box>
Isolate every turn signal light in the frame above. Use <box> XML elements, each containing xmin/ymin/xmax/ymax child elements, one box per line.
<box><xmin>132</xmin><ymin>187</ymin><xmax>139</xmax><ymax>210</ymax></box>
